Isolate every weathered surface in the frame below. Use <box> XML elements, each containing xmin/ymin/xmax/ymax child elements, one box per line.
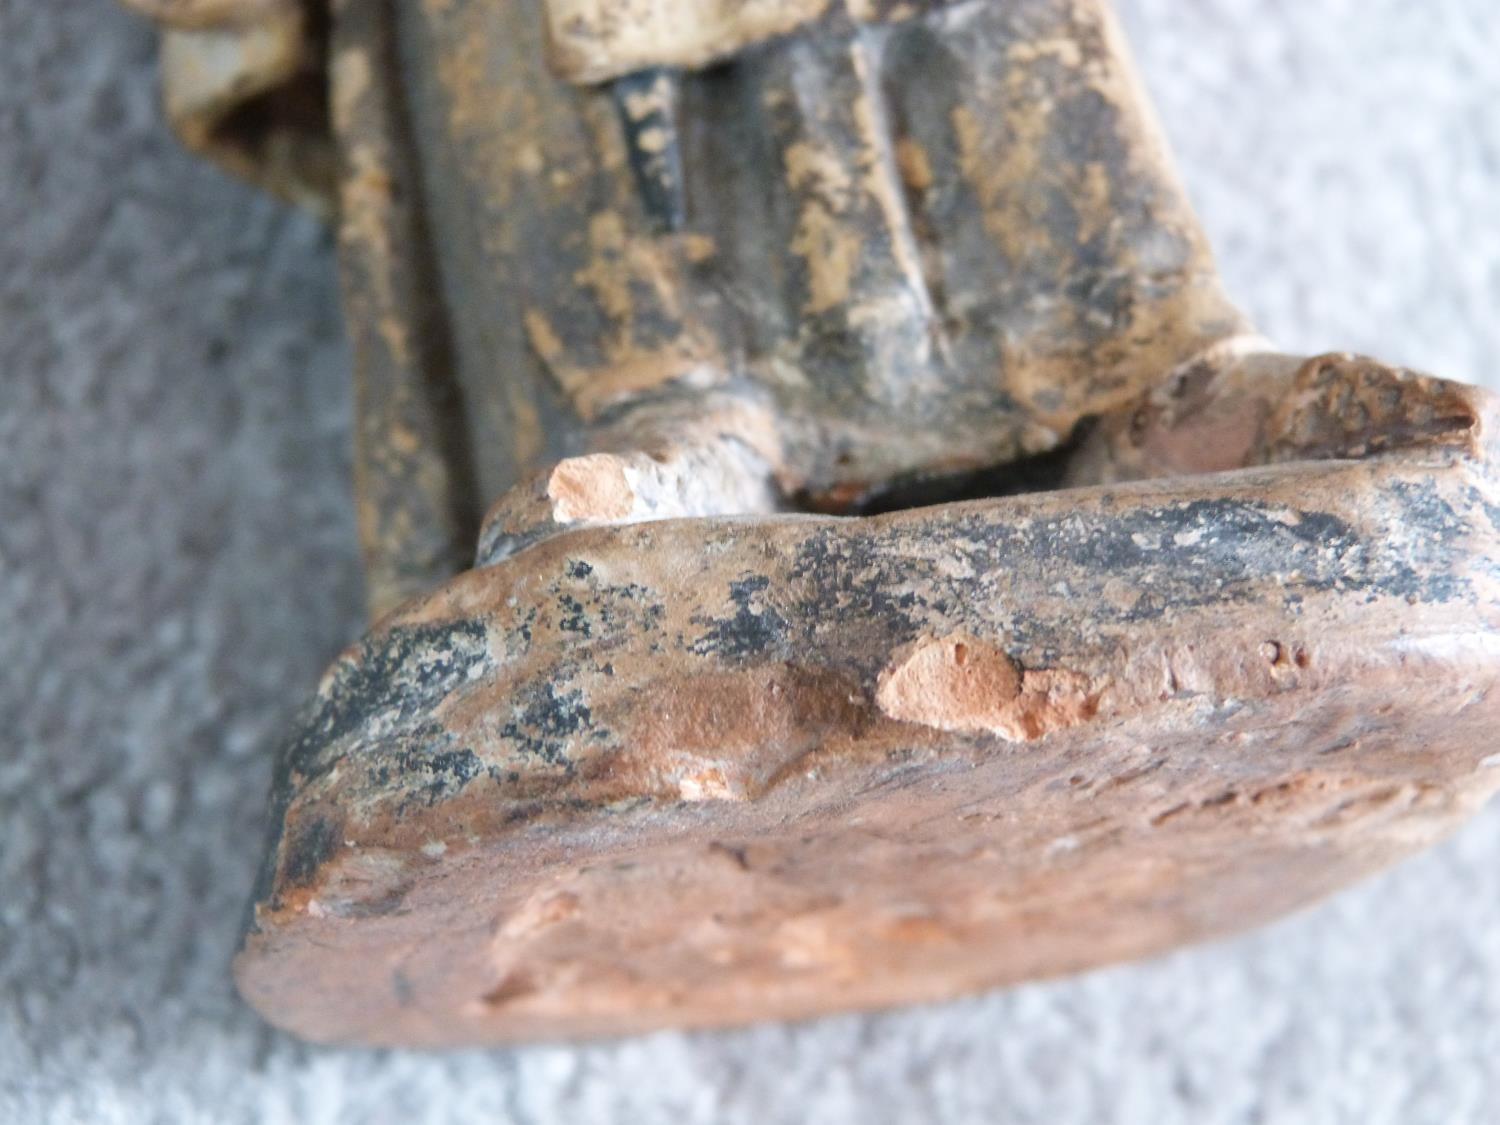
<box><xmin>1067</xmin><ymin>347</ymin><xmax>1493</xmax><ymax>486</ymax></box>
<box><xmin>329</xmin><ymin>0</ymin><xmax>478</xmax><ymax>616</ymax></box>
<box><xmin>132</xmin><ymin>0</ymin><xmax>1250</xmax><ymax>614</ymax></box>
<box><xmin>235</xmin><ymin>399</ymin><xmax>1500</xmax><ymax>1041</ymax></box>
<box><xmin>328</xmin><ymin>0</ymin><xmax>1246</xmax><ymax>608</ymax></box>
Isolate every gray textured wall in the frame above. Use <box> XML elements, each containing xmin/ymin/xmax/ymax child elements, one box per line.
<box><xmin>4</xmin><ymin>1</ymin><xmax>1499</xmax><ymax>1121</ymax></box>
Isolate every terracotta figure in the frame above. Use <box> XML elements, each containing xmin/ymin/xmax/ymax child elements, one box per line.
<box><xmin>124</xmin><ymin>0</ymin><xmax>1500</xmax><ymax>1045</ymax></box>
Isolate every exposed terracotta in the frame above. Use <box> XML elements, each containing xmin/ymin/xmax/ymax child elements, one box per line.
<box><xmin>874</xmin><ymin>632</ymin><xmax>1099</xmax><ymax>742</ymax></box>
<box><xmin>119</xmin><ymin>0</ymin><xmax>1500</xmax><ymax>1044</ymax></box>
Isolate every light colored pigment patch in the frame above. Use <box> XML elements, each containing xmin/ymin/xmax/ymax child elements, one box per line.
<box><xmin>546</xmin><ymin>455</ymin><xmax>636</xmax><ymax>523</ymax></box>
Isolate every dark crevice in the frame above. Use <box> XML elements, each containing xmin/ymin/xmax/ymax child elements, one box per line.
<box><xmin>804</xmin><ymin>416</ymin><xmax>1097</xmax><ymax>517</ymax></box>
<box><xmin>209</xmin><ymin>69</ymin><xmax>337</xmax><ymax>202</ymax></box>
<box><xmin>376</xmin><ymin>0</ymin><xmax>484</xmax><ymax>557</ymax></box>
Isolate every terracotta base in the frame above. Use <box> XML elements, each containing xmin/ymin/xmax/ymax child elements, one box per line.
<box><xmin>235</xmin><ymin>391</ymin><xmax>1500</xmax><ymax>1043</ymax></box>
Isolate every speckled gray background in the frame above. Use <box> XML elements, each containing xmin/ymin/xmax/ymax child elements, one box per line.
<box><xmin>4</xmin><ymin>1</ymin><xmax>1499</xmax><ymax>1122</ymax></box>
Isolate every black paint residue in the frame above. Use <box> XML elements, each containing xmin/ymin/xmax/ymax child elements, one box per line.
<box><xmin>500</xmin><ymin>682</ymin><xmax>597</xmax><ymax>767</ymax></box>
<box><xmin>691</xmin><ymin>575</ymin><xmax>789</xmax><ymax>659</ymax></box>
